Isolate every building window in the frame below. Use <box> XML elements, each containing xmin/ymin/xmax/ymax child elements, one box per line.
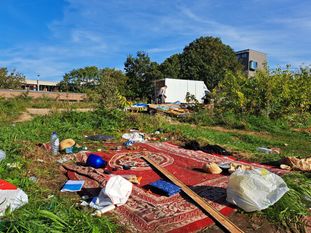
<box><xmin>249</xmin><ymin>60</ymin><xmax>258</xmax><ymax>71</ymax></box>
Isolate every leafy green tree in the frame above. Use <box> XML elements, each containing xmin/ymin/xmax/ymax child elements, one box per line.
<box><xmin>95</xmin><ymin>68</ymin><xmax>128</xmax><ymax>109</ymax></box>
<box><xmin>124</xmin><ymin>51</ymin><xmax>162</xmax><ymax>100</ymax></box>
<box><xmin>59</xmin><ymin>66</ymin><xmax>101</xmax><ymax>92</ymax></box>
<box><xmin>180</xmin><ymin>36</ymin><xmax>242</xmax><ymax>89</ymax></box>
<box><xmin>0</xmin><ymin>67</ymin><xmax>25</xmax><ymax>89</ymax></box>
<box><xmin>160</xmin><ymin>54</ymin><xmax>181</xmax><ymax>79</ymax></box>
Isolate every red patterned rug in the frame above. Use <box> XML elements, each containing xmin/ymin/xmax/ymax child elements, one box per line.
<box><xmin>63</xmin><ymin>142</ymin><xmax>287</xmax><ymax>233</ymax></box>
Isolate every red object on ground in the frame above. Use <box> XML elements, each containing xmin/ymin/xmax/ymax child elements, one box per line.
<box><xmin>65</xmin><ymin>142</ymin><xmax>287</xmax><ymax>233</ymax></box>
<box><xmin>0</xmin><ymin>179</ymin><xmax>17</xmax><ymax>190</ymax></box>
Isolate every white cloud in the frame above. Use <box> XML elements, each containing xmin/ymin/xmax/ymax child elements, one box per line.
<box><xmin>1</xmin><ymin>0</ymin><xmax>311</xmax><ymax>80</ymax></box>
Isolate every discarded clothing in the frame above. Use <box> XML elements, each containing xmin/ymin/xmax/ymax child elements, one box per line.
<box><xmin>0</xmin><ymin>179</ymin><xmax>28</xmax><ymax>215</ymax></box>
<box><xmin>184</xmin><ymin>140</ymin><xmax>201</xmax><ymax>151</ymax></box>
<box><xmin>280</xmin><ymin>157</ymin><xmax>311</xmax><ymax>172</ymax></box>
<box><xmin>86</xmin><ymin>135</ymin><xmax>114</xmax><ymax>141</ymax></box>
<box><xmin>201</xmin><ymin>144</ymin><xmax>232</xmax><ymax>155</ymax></box>
<box><xmin>149</xmin><ymin>179</ymin><xmax>181</xmax><ymax>196</ymax></box>
<box><xmin>184</xmin><ymin>141</ymin><xmax>232</xmax><ymax>155</ymax></box>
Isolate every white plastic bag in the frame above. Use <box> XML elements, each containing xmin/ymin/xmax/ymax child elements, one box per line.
<box><xmin>226</xmin><ymin>168</ymin><xmax>289</xmax><ymax>212</ymax></box>
<box><xmin>90</xmin><ymin>175</ymin><xmax>132</xmax><ymax>210</ymax></box>
<box><xmin>0</xmin><ymin>189</ymin><xmax>28</xmax><ymax>215</ymax></box>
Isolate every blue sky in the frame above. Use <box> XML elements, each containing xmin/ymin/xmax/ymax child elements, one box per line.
<box><xmin>0</xmin><ymin>0</ymin><xmax>310</xmax><ymax>81</ymax></box>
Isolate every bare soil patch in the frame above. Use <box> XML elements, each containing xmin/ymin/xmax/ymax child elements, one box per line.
<box><xmin>14</xmin><ymin>108</ymin><xmax>93</xmax><ymax>123</ymax></box>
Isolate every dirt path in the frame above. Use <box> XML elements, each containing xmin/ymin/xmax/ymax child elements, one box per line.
<box><xmin>14</xmin><ymin>108</ymin><xmax>94</xmax><ymax>123</ymax></box>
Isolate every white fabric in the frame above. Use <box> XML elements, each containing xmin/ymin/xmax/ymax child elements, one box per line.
<box><xmin>0</xmin><ymin>189</ymin><xmax>28</xmax><ymax>215</ymax></box>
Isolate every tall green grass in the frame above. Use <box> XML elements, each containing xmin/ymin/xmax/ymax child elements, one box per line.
<box><xmin>0</xmin><ymin>106</ymin><xmax>310</xmax><ymax>232</ymax></box>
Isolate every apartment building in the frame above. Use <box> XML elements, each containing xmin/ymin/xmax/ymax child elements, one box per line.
<box><xmin>235</xmin><ymin>49</ymin><xmax>267</xmax><ymax>76</ymax></box>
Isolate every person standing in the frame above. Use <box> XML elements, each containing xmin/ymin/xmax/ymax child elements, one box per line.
<box><xmin>157</xmin><ymin>85</ymin><xmax>167</xmax><ymax>104</ymax></box>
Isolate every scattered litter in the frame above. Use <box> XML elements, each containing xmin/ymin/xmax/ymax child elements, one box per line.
<box><xmin>64</xmin><ymin>147</ymin><xmax>74</xmax><ymax>154</ymax></box>
<box><xmin>50</xmin><ymin>132</ymin><xmax>60</xmax><ymax>156</ymax></box>
<box><xmin>256</xmin><ymin>147</ymin><xmax>272</xmax><ymax>154</ymax></box>
<box><xmin>149</xmin><ymin>179</ymin><xmax>181</xmax><ymax>196</ymax></box>
<box><xmin>184</xmin><ymin>141</ymin><xmax>232</xmax><ymax>155</ymax></box>
<box><xmin>60</xmin><ymin>139</ymin><xmax>75</xmax><ymax>151</ymax></box>
<box><xmin>36</xmin><ymin>159</ymin><xmax>44</xmax><ymax>163</ymax></box>
<box><xmin>57</xmin><ymin>156</ymin><xmax>71</xmax><ymax>164</ymax></box>
<box><xmin>121</xmin><ymin>175</ymin><xmax>142</xmax><ymax>184</ymax></box>
<box><xmin>6</xmin><ymin>162</ymin><xmax>22</xmax><ymax>169</ymax></box>
<box><xmin>86</xmin><ymin>154</ymin><xmax>107</xmax><ymax>169</ymax></box>
<box><xmin>202</xmin><ymin>162</ymin><xmax>222</xmax><ymax>174</ymax></box>
<box><xmin>271</xmin><ymin>147</ymin><xmax>281</xmax><ymax>154</ymax></box>
<box><xmin>184</xmin><ymin>140</ymin><xmax>200</xmax><ymax>151</ymax></box>
<box><xmin>29</xmin><ymin>176</ymin><xmax>37</xmax><ymax>183</ymax></box>
<box><xmin>90</xmin><ymin>175</ymin><xmax>132</xmax><ymax>212</ymax></box>
<box><xmin>201</xmin><ymin>144</ymin><xmax>232</xmax><ymax>155</ymax></box>
<box><xmin>122</xmin><ymin>164</ymin><xmax>132</xmax><ymax>170</ymax></box>
<box><xmin>93</xmin><ymin>204</ymin><xmax>116</xmax><ymax>217</ymax></box>
<box><xmin>81</xmin><ymin>195</ymin><xmax>89</xmax><ymax>200</ymax></box>
<box><xmin>61</xmin><ymin>180</ymin><xmax>85</xmax><ymax>192</ymax></box>
<box><xmin>80</xmin><ymin>200</ymin><xmax>89</xmax><ymax>207</ymax></box>
<box><xmin>280</xmin><ymin>156</ymin><xmax>311</xmax><ymax>172</ymax></box>
<box><xmin>122</xmin><ymin>132</ymin><xmax>145</xmax><ymax>143</ymax></box>
<box><xmin>86</xmin><ymin>135</ymin><xmax>114</xmax><ymax>141</ymax></box>
<box><xmin>256</xmin><ymin>147</ymin><xmax>281</xmax><ymax>154</ymax></box>
<box><xmin>280</xmin><ymin>164</ymin><xmax>291</xmax><ymax>170</ymax></box>
<box><xmin>228</xmin><ymin>163</ymin><xmax>253</xmax><ymax>174</ymax></box>
<box><xmin>133</xmin><ymin>103</ymin><xmax>148</xmax><ymax>108</ymax></box>
<box><xmin>124</xmin><ymin>140</ymin><xmax>134</xmax><ymax>148</ymax></box>
<box><xmin>64</xmin><ymin>145</ymin><xmax>87</xmax><ymax>154</ymax></box>
<box><xmin>218</xmin><ymin>162</ymin><xmax>231</xmax><ymax>171</ymax></box>
<box><xmin>0</xmin><ymin>179</ymin><xmax>28</xmax><ymax>215</ymax></box>
<box><xmin>47</xmin><ymin>195</ymin><xmax>54</xmax><ymax>199</ymax></box>
<box><xmin>226</xmin><ymin>168</ymin><xmax>289</xmax><ymax>212</ymax></box>
<box><xmin>0</xmin><ymin>150</ymin><xmax>6</xmax><ymax>161</ymax></box>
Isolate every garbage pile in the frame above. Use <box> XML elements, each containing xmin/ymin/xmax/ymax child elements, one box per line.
<box><xmin>47</xmin><ymin>130</ymin><xmax>173</xmax><ymax>216</ymax></box>
<box><xmin>44</xmin><ymin>131</ymin><xmax>292</xmax><ymax>220</ymax></box>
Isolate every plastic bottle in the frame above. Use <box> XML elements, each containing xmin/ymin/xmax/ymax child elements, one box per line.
<box><xmin>50</xmin><ymin>132</ymin><xmax>60</xmax><ymax>156</ymax></box>
<box><xmin>0</xmin><ymin>150</ymin><xmax>6</xmax><ymax>161</ymax></box>
<box><xmin>256</xmin><ymin>147</ymin><xmax>272</xmax><ymax>154</ymax></box>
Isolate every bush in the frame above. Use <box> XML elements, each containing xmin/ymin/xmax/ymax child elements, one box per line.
<box><xmin>216</xmin><ymin>66</ymin><xmax>311</xmax><ymax>119</ymax></box>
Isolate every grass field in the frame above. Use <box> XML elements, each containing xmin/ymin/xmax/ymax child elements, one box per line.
<box><xmin>0</xmin><ymin>101</ymin><xmax>310</xmax><ymax>232</ymax></box>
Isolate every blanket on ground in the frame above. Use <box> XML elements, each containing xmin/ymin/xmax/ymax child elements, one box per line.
<box><xmin>62</xmin><ymin>142</ymin><xmax>287</xmax><ymax>233</ymax></box>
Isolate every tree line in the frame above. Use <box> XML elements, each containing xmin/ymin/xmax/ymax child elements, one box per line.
<box><xmin>58</xmin><ymin>36</ymin><xmax>242</xmax><ymax>100</ymax></box>
<box><xmin>1</xmin><ymin>35</ymin><xmax>310</xmax><ymax>119</ymax></box>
